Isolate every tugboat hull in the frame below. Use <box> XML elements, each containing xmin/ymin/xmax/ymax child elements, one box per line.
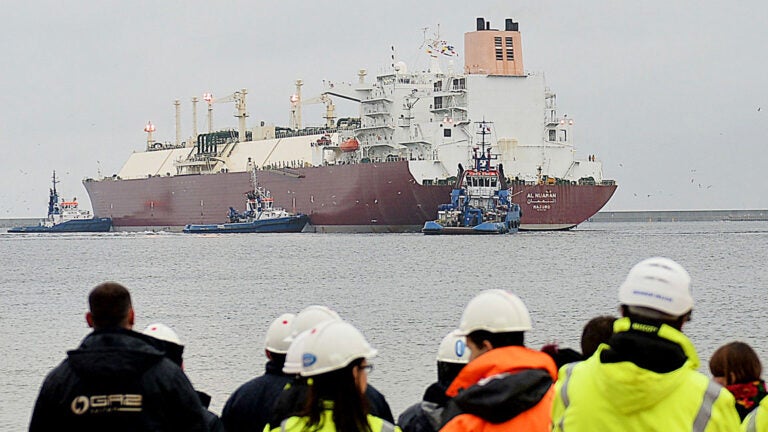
<box><xmin>183</xmin><ymin>214</ymin><xmax>309</xmax><ymax>234</ymax></box>
<box><xmin>8</xmin><ymin>217</ymin><xmax>113</xmax><ymax>233</ymax></box>
<box><xmin>422</xmin><ymin>220</ymin><xmax>512</xmax><ymax>235</ymax></box>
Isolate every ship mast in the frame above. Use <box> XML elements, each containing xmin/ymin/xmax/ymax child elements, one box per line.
<box><xmin>174</xmin><ymin>99</ymin><xmax>181</xmax><ymax>147</ymax></box>
<box><xmin>191</xmin><ymin>96</ymin><xmax>199</xmax><ymax>143</ymax></box>
<box><xmin>290</xmin><ymin>79</ymin><xmax>303</xmax><ymax>130</ymax></box>
<box><xmin>144</xmin><ymin>121</ymin><xmax>156</xmax><ymax>150</ymax></box>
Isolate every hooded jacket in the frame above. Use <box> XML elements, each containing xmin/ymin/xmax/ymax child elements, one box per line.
<box><xmin>29</xmin><ymin>328</ymin><xmax>206</xmax><ymax>432</ymax></box>
<box><xmin>439</xmin><ymin>345</ymin><xmax>558</xmax><ymax>432</ymax></box>
<box><xmin>222</xmin><ymin>359</ymin><xmax>294</xmax><ymax>432</ymax></box>
<box><xmin>552</xmin><ymin>317</ymin><xmax>741</xmax><ymax>431</ymax></box>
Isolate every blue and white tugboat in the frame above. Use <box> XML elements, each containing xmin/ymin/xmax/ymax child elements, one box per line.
<box><xmin>8</xmin><ymin>171</ymin><xmax>112</xmax><ymax>233</ymax></box>
<box><xmin>422</xmin><ymin>121</ymin><xmax>521</xmax><ymax>235</ymax></box>
<box><xmin>183</xmin><ymin>170</ymin><xmax>309</xmax><ymax>234</ymax></box>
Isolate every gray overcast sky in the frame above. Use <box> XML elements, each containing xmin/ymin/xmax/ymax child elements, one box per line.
<box><xmin>2</xmin><ymin>1</ymin><xmax>766</xmax><ymax>217</ymax></box>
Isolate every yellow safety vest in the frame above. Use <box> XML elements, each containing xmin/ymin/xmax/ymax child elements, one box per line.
<box><xmin>552</xmin><ymin>318</ymin><xmax>740</xmax><ymax>431</ymax></box>
<box><xmin>266</xmin><ymin>401</ymin><xmax>400</xmax><ymax>432</ymax></box>
<box><xmin>742</xmin><ymin>396</ymin><xmax>768</xmax><ymax>432</ymax></box>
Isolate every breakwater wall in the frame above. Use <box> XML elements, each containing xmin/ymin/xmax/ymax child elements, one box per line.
<box><xmin>590</xmin><ymin>209</ymin><xmax>768</xmax><ymax>223</ymax></box>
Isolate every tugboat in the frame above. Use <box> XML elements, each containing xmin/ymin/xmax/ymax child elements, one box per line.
<box><xmin>422</xmin><ymin>121</ymin><xmax>521</xmax><ymax>235</ymax></box>
<box><xmin>8</xmin><ymin>171</ymin><xmax>112</xmax><ymax>233</ymax></box>
<box><xmin>183</xmin><ymin>169</ymin><xmax>309</xmax><ymax>234</ymax></box>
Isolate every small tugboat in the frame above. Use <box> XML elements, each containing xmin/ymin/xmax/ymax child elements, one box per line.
<box><xmin>8</xmin><ymin>171</ymin><xmax>112</xmax><ymax>233</ymax></box>
<box><xmin>183</xmin><ymin>170</ymin><xmax>309</xmax><ymax>234</ymax></box>
<box><xmin>422</xmin><ymin>121</ymin><xmax>521</xmax><ymax>235</ymax></box>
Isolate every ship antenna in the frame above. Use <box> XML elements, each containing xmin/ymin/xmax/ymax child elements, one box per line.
<box><xmin>48</xmin><ymin>170</ymin><xmax>60</xmax><ymax>217</ymax></box>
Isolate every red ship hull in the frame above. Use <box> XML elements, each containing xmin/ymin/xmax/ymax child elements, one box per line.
<box><xmin>84</xmin><ymin>161</ymin><xmax>616</xmax><ymax>232</ymax></box>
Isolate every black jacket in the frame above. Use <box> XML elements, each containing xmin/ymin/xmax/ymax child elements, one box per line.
<box><xmin>29</xmin><ymin>328</ymin><xmax>206</xmax><ymax>432</ymax></box>
<box><xmin>397</xmin><ymin>382</ymin><xmax>450</xmax><ymax>432</ymax></box>
<box><xmin>197</xmin><ymin>391</ymin><xmax>226</xmax><ymax>432</ymax></box>
<box><xmin>221</xmin><ymin>360</ymin><xmax>293</xmax><ymax>432</ymax></box>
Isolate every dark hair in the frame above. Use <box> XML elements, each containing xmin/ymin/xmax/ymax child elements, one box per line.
<box><xmin>302</xmin><ymin>358</ymin><xmax>370</xmax><ymax>432</ymax></box>
<box><xmin>466</xmin><ymin>330</ymin><xmax>524</xmax><ymax>349</ymax></box>
<box><xmin>710</xmin><ymin>342</ymin><xmax>762</xmax><ymax>385</ymax></box>
<box><xmin>437</xmin><ymin>362</ymin><xmax>466</xmax><ymax>387</ymax></box>
<box><xmin>581</xmin><ymin>315</ymin><xmax>617</xmax><ymax>357</ymax></box>
<box><xmin>88</xmin><ymin>282</ymin><xmax>132</xmax><ymax>329</ymax></box>
<box><xmin>267</xmin><ymin>352</ymin><xmax>287</xmax><ymax>366</ymax></box>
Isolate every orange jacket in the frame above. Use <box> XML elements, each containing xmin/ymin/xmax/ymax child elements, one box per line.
<box><xmin>440</xmin><ymin>345</ymin><xmax>558</xmax><ymax>432</ymax></box>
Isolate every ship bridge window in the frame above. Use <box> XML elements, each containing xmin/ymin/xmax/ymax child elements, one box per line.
<box><xmin>434</xmin><ymin>97</ymin><xmax>443</xmax><ymax>109</ymax></box>
<box><xmin>491</xmin><ymin>178</ymin><xmax>497</xmax><ymax>187</ymax></box>
<box><xmin>434</xmin><ymin>80</ymin><xmax>442</xmax><ymax>92</ymax></box>
<box><xmin>443</xmin><ymin>128</ymin><xmax>451</xmax><ymax>137</ymax></box>
<box><xmin>549</xmin><ymin>129</ymin><xmax>556</xmax><ymax>141</ymax></box>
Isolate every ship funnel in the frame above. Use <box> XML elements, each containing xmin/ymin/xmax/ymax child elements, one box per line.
<box><xmin>476</xmin><ymin>17</ymin><xmax>485</xmax><ymax>31</ymax></box>
<box><xmin>505</xmin><ymin>19</ymin><xmax>519</xmax><ymax>31</ymax></box>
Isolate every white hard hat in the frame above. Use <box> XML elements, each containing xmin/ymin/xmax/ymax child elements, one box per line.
<box><xmin>436</xmin><ymin>329</ymin><xmax>471</xmax><ymax>364</ymax></box>
<box><xmin>287</xmin><ymin>305</ymin><xmax>341</xmax><ymax>341</ymax></box>
<box><xmin>300</xmin><ymin>320</ymin><xmax>377</xmax><ymax>377</ymax></box>
<box><xmin>283</xmin><ymin>330</ymin><xmax>311</xmax><ymax>374</ymax></box>
<box><xmin>264</xmin><ymin>313</ymin><xmax>295</xmax><ymax>354</ymax></box>
<box><xmin>618</xmin><ymin>257</ymin><xmax>693</xmax><ymax>316</ymax></box>
<box><xmin>143</xmin><ymin>322</ymin><xmax>182</xmax><ymax>345</ymax></box>
<box><xmin>458</xmin><ymin>289</ymin><xmax>532</xmax><ymax>335</ymax></box>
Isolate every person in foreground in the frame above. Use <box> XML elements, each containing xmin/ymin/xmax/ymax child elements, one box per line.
<box><xmin>142</xmin><ymin>322</ymin><xmax>224</xmax><ymax>432</ymax></box>
<box><xmin>440</xmin><ymin>288</ymin><xmax>558</xmax><ymax>431</ymax></box>
<box><xmin>267</xmin><ymin>319</ymin><xmax>399</xmax><ymax>432</ymax></box>
<box><xmin>266</xmin><ymin>306</ymin><xmax>394</xmax><ymax>429</ymax></box>
<box><xmin>397</xmin><ymin>329</ymin><xmax>471</xmax><ymax>432</ymax></box>
<box><xmin>710</xmin><ymin>341</ymin><xmax>768</xmax><ymax>421</ymax></box>
<box><xmin>551</xmin><ymin>257</ymin><xmax>740</xmax><ymax>431</ymax></box>
<box><xmin>222</xmin><ymin>312</ymin><xmax>296</xmax><ymax>432</ymax></box>
<box><xmin>29</xmin><ymin>281</ymin><xmax>206</xmax><ymax>431</ymax></box>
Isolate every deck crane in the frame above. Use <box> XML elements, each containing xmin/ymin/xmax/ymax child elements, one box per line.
<box><xmin>289</xmin><ymin>79</ymin><xmax>336</xmax><ymax>130</ymax></box>
<box><xmin>203</xmin><ymin>89</ymin><xmax>249</xmax><ymax>142</ymax></box>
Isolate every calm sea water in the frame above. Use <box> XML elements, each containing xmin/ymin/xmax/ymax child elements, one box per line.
<box><xmin>2</xmin><ymin>221</ymin><xmax>767</xmax><ymax>430</ymax></box>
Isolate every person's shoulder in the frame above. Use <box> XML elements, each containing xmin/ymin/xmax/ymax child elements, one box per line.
<box><xmin>37</xmin><ymin>358</ymin><xmax>75</xmax><ymax>393</ymax></box>
<box><xmin>367</xmin><ymin>383</ymin><xmax>389</xmax><ymax>402</ymax></box>
<box><xmin>396</xmin><ymin>401</ymin><xmax>423</xmax><ymax>424</ymax></box>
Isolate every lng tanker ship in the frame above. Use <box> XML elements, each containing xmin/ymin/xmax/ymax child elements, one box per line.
<box><xmin>83</xmin><ymin>17</ymin><xmax>616</xmax><ymax>232</ymax></box>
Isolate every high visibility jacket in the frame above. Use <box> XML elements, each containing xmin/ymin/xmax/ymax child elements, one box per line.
<box><xmin>440</xmin><ymin>345</ymin><xmax>558</xmax><ymax>432</ymax></box>
<box><xmin>552</xmin><ymin>318</ymin><xmax>740</xmax><ymax>431</ymax></box>
<box><xmin>742</xmin><ymin>396</ymin><xmax>768</xmax><ymax>432</ymax></box>
<box><xmin>266</xmin><ymin>401</ymin><xmax>400</xmax><ymax>432</ymax></box>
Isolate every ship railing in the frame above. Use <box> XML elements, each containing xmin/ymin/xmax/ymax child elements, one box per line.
<box><xmin>275</xmin><ymin>128</ymin><xmax>339</xmax><ymax>139</ymax></box>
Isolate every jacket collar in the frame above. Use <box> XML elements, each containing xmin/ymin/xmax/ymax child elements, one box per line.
<box><xmin>446</xmin><ymin>345</ymin><xmax>557</xmax><ymax>397</ymax></box>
